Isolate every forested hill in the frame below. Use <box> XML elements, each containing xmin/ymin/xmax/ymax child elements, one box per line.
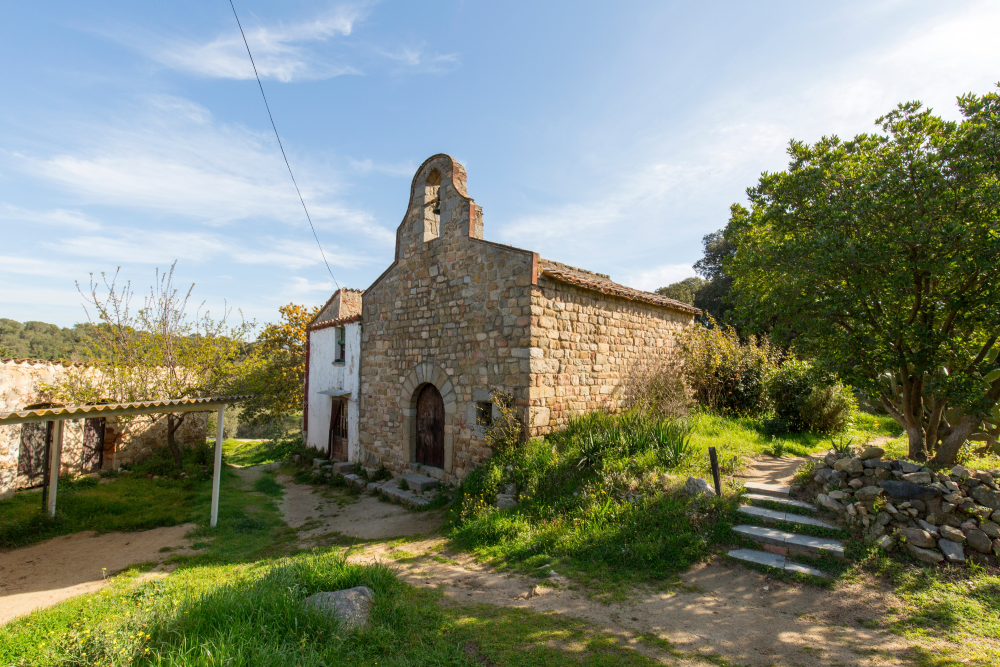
<box><xmin>0</xmin><ymin>319</ymin><xmax>93</xmax><ymax>362</ymax></box>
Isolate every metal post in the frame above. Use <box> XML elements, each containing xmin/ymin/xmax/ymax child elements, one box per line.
<box><xmin>47</xmin><ymin>420</ymin><xmax>64</xmax><ymax>517</ymax></box>
<box><xmin>708</xmin><ymin>446</ymin><xmax>722</xmax><ymax>496</ymax></box>
<box><xmin>210</xmin><ymin>405</ymin><xmax>225</xmax><ymax>528</ymax></box>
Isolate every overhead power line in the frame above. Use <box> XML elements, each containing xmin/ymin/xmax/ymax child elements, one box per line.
<box><xmin>227</xmin><ymin>0</ymin><xmax>340</xmax><ymax>290</ymax></box>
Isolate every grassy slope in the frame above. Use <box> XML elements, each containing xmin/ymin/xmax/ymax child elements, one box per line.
<box><xmin>0</xmin><ymin>444</ymin><xmax>676</xmax><ymax>667</ymax></box>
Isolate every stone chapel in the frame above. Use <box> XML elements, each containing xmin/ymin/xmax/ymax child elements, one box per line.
<box><xmin>305</xmin><ymin>154</ymin><xmax>699</xmax><ymax>484</ymax></box>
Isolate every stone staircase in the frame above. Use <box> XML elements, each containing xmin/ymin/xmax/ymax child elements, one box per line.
<box><xmin>728</xmin><ymin>482</ymin><xmax>846</xmax><ymax>578</ymax></box>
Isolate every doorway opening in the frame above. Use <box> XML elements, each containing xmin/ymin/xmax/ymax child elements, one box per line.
<box><xmin>415</xmin><ymin>383</ymin><xmax>445</xmax><ymax>468</ymax></box>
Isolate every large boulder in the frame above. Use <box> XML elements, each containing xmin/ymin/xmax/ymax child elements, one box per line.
<box><xmin>907</xmin><ymin>544</ymin><xmax>944</xmax><ymax>564</ymax></box>
<box><xmin>684</xmin><ymin>476</ymin><xmax>715</xmax><ymax>498</ymax></box>
<box><xmin>878</xmin><ymin>480</ymin><xmax>939</xmax><ymax>501</ymax></box>
<box><xmin>979</xmin><ymin>521</ymin><xmax>1000</xmax><ymax>539</ymax></box>
<box><xmin>855</xmin><ymin>486</ymin><xmax>883</xmax><ymax>502</ymax></box>
<box><xmin>939</xmin><ymin>525</ymin><xmax>966</xmax><ymax>543</ymax></box>
<box><xmin>966</xmin><ymin>529</ymin><xmax>993</xmax><ymax>554</ymax></box>
<box><xmin>303</xmin><ymin>586</ymin><xmax>374</xmax><ymax>630</ymax></box>
<box><xmin>834</xmin><ymin>457</ymin><xmax>864</xmax><ymax>475</ymax></box>
<box><xmin>901</xmin><ymin>528</ymin><xmax>936</xmax><ymax>549</ymax></box>
<box><xmin>970</xmin><ymin>486</ymin><xmax>1000</xmax><ymax>510</ymax></box>
<box><xmin>938</xmin><ymin>539</ymin><xmax>966</xmax><ymax>563</ymax></box>
<box><xmin>859</xmin><ymin>446</ymin><xmax>885</xmax><ymax>461</ymax></box>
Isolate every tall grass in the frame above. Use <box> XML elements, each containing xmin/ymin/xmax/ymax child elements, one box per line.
<box><xmin>448</xmin><ymin>410</ymin><xmax>734</xmax><ymax>592</ymax></box>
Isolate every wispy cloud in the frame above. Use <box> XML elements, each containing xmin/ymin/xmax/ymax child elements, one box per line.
<box><xmin>498</xmin><ymin>1</ymin><xmax>1000</xmax><ymax>268</ymax></box>
<box><xmin>624</xmin><ymin>263</ymin><xmax>695</xmax><ymax>292</ymax></box>
<box><xmin>146</xmin><ymin>7</ymin><xmax>364</xmax><ymax>82</ymax></box>
<box><xmin>44</xmin><ymin>229</ymin><xmax>374</xmax><ymax>272</ymax></box>
<box><xmin>0</xmin><ymin>205</ymin><xmax>102</xmax><ymax>231</ymax></box>
<box><xmin>14</xmin><ymin>95</ymin><xmax>394</xmax><ymax>244</ymax></box>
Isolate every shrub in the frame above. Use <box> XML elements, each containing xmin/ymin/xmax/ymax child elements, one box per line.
<box><xmin>802</xmin><ymin>384</ymin><xmax>858</xmax><ymax>434</ymax></box>
<box><xmin>768</xmin><ymin>358</ymin><xmax>815</xmax><ymax>432</ymax></box>
<box><xmin>484</xmin><ymin>390</ymin><xmax>525</xmax><ymax>453</ymax></box>
<box><xmin>680</xmin><ymin>319</ymin><xmax>780</xmax><ymax>416</ymax></box>
<box><xmin>615</xmin><ymin>358</ymin><xmax>693</xmax><ymax>419</ymax></box>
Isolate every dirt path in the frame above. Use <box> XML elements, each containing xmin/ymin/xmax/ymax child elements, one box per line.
<box><xmin>276</xmin><ymin>472</ymin><xmax>443</xmax><ymax>544</ymax></box>
<box><xmin>275</xmin><ymin>472</ymin><xmax>961</xmax><ymax>666</ymax></box>
<box><xmin>0</xmin><ymin>524</ymin><xmax>200</xmax><ymax>625</ymax></box>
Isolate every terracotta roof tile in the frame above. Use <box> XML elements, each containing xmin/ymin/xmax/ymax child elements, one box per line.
<box><xmin>307</xmin><ymin>314</ymin><xmax>362</xmax><ymax>332</ymax></box>
<box><xmin>539</xmin><ymin>259</ymin><xmax>700</xmax><ymax>315</ymax></box>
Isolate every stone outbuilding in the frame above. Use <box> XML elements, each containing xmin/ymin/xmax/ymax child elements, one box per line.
<box><xmin>347</xmin><ymin>154</ymin><xmax>699</xmax><ymax>484</ymax></box>
<box><xmin>0</xmin><ymin>357</ymin><xmax>206</xmax><ymax>499</ymax></box>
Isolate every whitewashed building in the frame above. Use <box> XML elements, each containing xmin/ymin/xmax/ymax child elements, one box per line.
<box><xmin>304</xmin><ymin>288</ymin><xmax>363</xmax><ymax>462</ymax></box>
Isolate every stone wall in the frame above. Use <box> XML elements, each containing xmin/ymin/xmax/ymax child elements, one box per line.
<box><xmin>527</xmin><ymin>274</ymin><xmax>694</xmax><ymax>435</ymax></box>
<box><xmin>1</xmin><ymin>358</ymin><xmax>206</xmax><ymax>499</ymax></box>
<box><xmin>358</xmin><ymin>154</ymin><xmax>537</xmax><ymax>483</ymax></box>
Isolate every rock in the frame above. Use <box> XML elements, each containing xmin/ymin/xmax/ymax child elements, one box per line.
<box><xmin>884</xmin><ymin>502</ymin><xmax>898</xmax><ymax>515</ymax></box>
<box><xmin>824</xmin><ymin>452</ymin><xmax>839</xmax><ymax>467</ymax></box>
<box><xmin>938</xmin><ymin>539</ymin><xmax>966</xmax><ymax>563</ymax></box>
<box><xmin>312</xmin><ymin>458</ymin><xmax>329</xmax><ymax>468</ymax></box>
<box><xmin>974</xmin><ymin>506</ymin><xmax>993</xmax><ymax>520</ymax></box>
<box><xmin>901</xmin><ymin>472</ymin><xmax>933</xmax><ymax>485</ymax></box>
<box><xmin>939</xmin><ymin>525</ymin><xmax>966</xmax><ymax>543</ymax></box>
<box><xmin>995</xmin><ymin>539</ymin><xmax>1000</xmax><ymax>558</ymax></box>
<box><xmin>878</xmin><ymin>480</ymin><xmax>939</xmax><ymax>501</ymax></box>
<box><xmin>950</xmin><ymin>465</ymin><xmax>971</xmax><ymax>479</ymax></box>
<box><xmin>902</xmin><ymin>528</ymin><xmax>937</xmax><ymax>548</ymax></box>
<box><xmin>898</xmin><ymin>461</ymin><xmax>923</xmax><ymax>474</ymax></box>
<box><xmin>303</xmin><ymin>586</ymin><xmax>374</xmax><ymax>630</ymax></box>
<box><xmin>916</xmin><ymin>519</ymin><xmax>940</xmax><ymax>535</ymax></box>
<box><xmin>813</xmin><ymin>468</ymin><xmax>834</xmax><ymax>484</ymax></box>
<box><xmin>849</xmin><ymin>478</ymin><xmax>865</xmax><ymax>489</ymax></box>
<box><xmin>942</xmin><ymin>502</ymin><xmax>956</xmax><ymax>514</ymax></box>
<box><xmin>332</xmin><ymin>461</ymin><xmax>354</xmax><ymax>475</ymax></box>
<box><xmin>975</xmin><ymin>470</ymin><xmax>995</xmax><ymax>483</ymax></box>
<box><xmin>829</xmin><ymin>470</ymin><xmax>847</xmax><ymax>485</ymax></box>
<box><xmin>860</xmin><ymin>446</ymin><xmax>885</xmax><ymax>460</ymax></box>
<box><xmin>876</xmin><ymin>534</ymin><xmax>895</xmax><ymax>550</ymax></box>
<box><xmin>504</xmin><ymin>483</ymin><xmax>517</xmax><ymax>496</ymax></box>
<box><xmin>967</xmin><ymin>530</ymin><xmax>993</xmax><ymax>554</ymax></box>
<box><xmin>908</xmin><ymin>544</ymin><xmax>944</xmax><ymax>564</ymax></box>
<box><xmin>816</xmin><ymin>494</ymin><xmax>845</xmax><ymax>512</ymax></box>
<box><xmin>970</xmin><ymin>486</ymin><xmax>1000</xmax><ymax>510</ymax></box>
<box><xmin>993</xmin><ymin>510</ymin><xmax>1000</xmax><ymax>523</ymax></box>
<box><xmin>834</xmin><ymin>457</ymin><xmax>864</xmax><ymax>475</ymax></box>
<box><xmin>829</xmin><ymin>490</ymin><xmax>849</xmax><ymax>501</ymax></box>
<box><xmin>876</xmin><ymin>511</ymin><xmax>893</xmax><ymax>526</ymax></box>
<box><xmin>980</xmin><ymin>521</ymin><xmax>1000</xmax><ymax>539</ymax></box>
<box><xmin>910</xmin><ymin>499</ymin><xmax>926</xmax><ymax>512</ymax></box>
<box><xmin>925</xmin><ymin>513</ymin><xmax>943</xmax><ymax>526</ymax></box>
<box><xmin>684</xmin><ymin>476</ymin><xmax>715</xmax><ymax>497</ymax></box>
<box><xmin>496</xmin><ymin>494</ymin><xmax>518</xmax><ymax>510</ymax></box>
<box><xmin>855</xmin><ymin>486</ymin><xmax>883</xmax><ymax>502</ymax></box>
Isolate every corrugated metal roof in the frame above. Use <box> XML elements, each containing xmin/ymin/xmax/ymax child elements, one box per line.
<box><xmin>0</xmin><ymin>395</ymin><xmax>249</xmax><ymax>425</ymax></box>
<box><xmin>1</xmin><ymin>357</ymin><xmax>89</xmax><ymax>368</ymax></box>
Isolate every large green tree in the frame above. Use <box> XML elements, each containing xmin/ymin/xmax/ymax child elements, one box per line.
<box><xmin>727</xmin><ymin>90</ymin><xmax>1000</xmax><ymax>464</ymax></box>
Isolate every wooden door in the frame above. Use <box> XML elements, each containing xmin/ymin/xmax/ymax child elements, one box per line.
<box><xmin>17</xmin><ymin>421</ymin><xmax>52</xmax><ymax>485</ymax></box>
<box><xmin>415</xmin><ymin>384</ymin><xmax>445</xmax><ymax>468</ymax></box>
<box><xmin>328</xmin><ymin>400</ymin><xmax>348</xmax><ymax>461</ymax></box>
<box><xmin>82</xmin><ymin>418</ymin><xmax>105</xmax><ymax>473</ymax></box>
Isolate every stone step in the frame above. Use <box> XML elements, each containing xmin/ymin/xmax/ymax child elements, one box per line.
<box><xmin>737</xmin><ymin>505</ymin><xmax>836</xmax><ymax>530</ymax></box>
<box><xmin>727</xmin><ymin>548</ymin><xmax>829</xmax><ymax>578</ymax></box>
<box><xmin>743</xmin><ymin>482</ymin><xmax>791</xmax><ymax>498</ymax></box>
<box><xmin>742</xmin><ymin>493</ymin><xmax>816</xmax><ymax>512</ymax></box>
<box><xmin>733</xmin><ymin>524</ymin><xmax>845</xmax><ymax>559</ymax></box>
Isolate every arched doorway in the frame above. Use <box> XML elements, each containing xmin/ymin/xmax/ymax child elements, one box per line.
<box><xmin>415</xmin><ymin>383</ymin><xmax>445</xmax><ymax>468</ymax></box>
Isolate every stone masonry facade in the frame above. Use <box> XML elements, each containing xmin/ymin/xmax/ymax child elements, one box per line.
<box><xmin>355</xmin><ymin>154</ymin><xmax>698</xmax><ymax>485</ymax></box>
<box><xmin>1</xmin><ymin>358</ymin><xmax>206</xmax><ymax>498</ymax></box>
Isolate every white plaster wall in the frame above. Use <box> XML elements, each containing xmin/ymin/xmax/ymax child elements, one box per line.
<box><xmin>306</xmin><ymin>322</ymin><xmax>361</xmax><ymax>462</ymax></box>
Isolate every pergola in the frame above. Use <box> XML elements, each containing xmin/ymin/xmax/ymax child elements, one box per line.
<box><xmin>0</xmin><ymin>396</ymin><xmax>247</xmax><ymax>527</ymax></box>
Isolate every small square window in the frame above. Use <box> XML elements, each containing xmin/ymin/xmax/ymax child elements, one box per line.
<box><xmin>476</xmin><ymin>401</ymin><xmax>493</xmax><ymax>427</ymax></box>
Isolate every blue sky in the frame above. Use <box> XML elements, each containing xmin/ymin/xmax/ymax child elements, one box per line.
<box><xmin>2</xmin><ymin>1</ymin><xmax>998</xmax><ymax>329</ymax></box>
